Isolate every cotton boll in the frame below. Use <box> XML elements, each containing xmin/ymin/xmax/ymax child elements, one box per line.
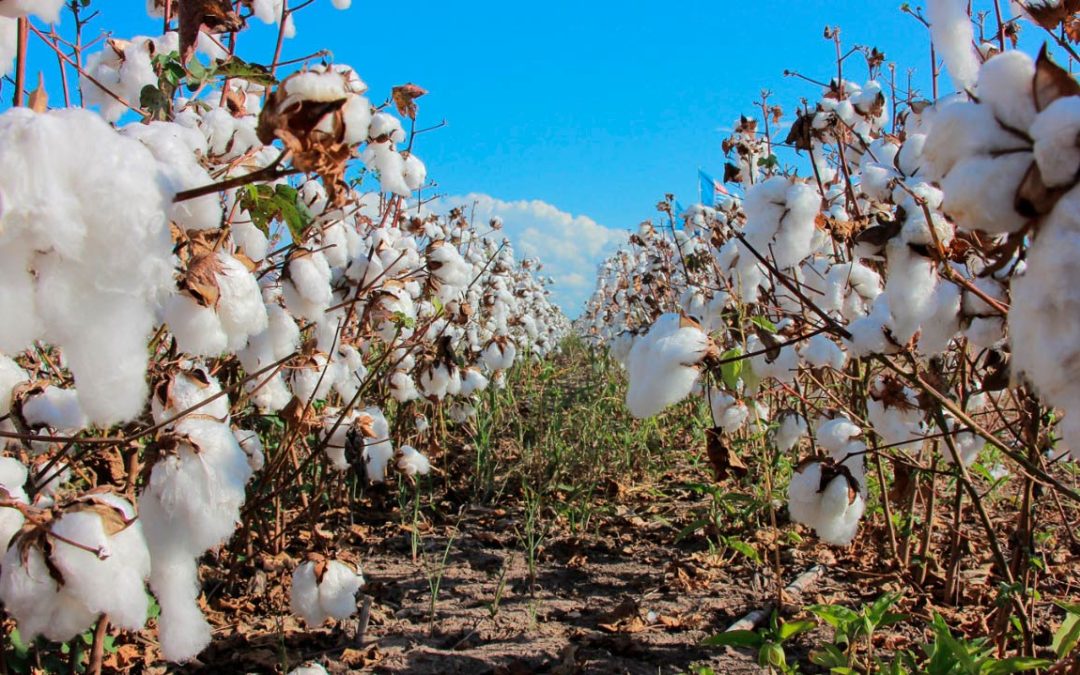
<box><xmin>233</xmin><ymin>428</ymin><xmax>265</xmax><ymax>472</ymax></box>
<box><xmin>403</xmin><ymin>153</ymin><xmax>427</xmax><ymax>191</ymax></box>
<box><xmin>390</xmin><ymin>370</ymin><xmax>419</xmax><ymax>402</ymax></box>
<box><xmin>0</xmin><ymin>0</ymin><xmax>66</xmax><ymax>22</ymax></box>
<box><xmin>290</xmin><ymin>664</ymin><xmax>329</xmax><ymax>675</ymax></box>
<box><xmin>48</xmin><ymin>496</ymin><xmax>152</xmax><ymax>631</ymax></box>
<box><xmin>0</xmin><ymin>544</ymin><xmax>97</xmax><ymax>642</ymax></box>
<box><xmin>710</xmin><ymin>393</ymin><xmax>749</xmax><ymax>433</ymax></box>
<box><xmin>23</xmin><ymin>386</ymin><xmax>88</xmax><ymax>432</ymax></box>
<box><xmin>397</xmin><ymin>445</ymin><xmax>431</xmax><ymax>477</ymax></box>
<box><xmin>290</xmin><ymin>559</ymin><xmax>364</xmax><ymax>625</ymax></box>
<box><xmin>919</xmin><ymin>281</ymin><xmax>962</xmax><ymax>355</ymax></box>
<box><xmin>800</xmin><ymin>333</ymin><xmax>847</xmax><ymax>370</ymax></box>
<box><xmin>0</xmin><ymin>17</ymin><xmax>15</xmax><ymax>79</ymax></box>
<box><xmin>927</xmin><ymin>0</ymin><xmax>979</xmax><ymax>91</ymax></box>
<box><xmin>165</xmin><ymin>293</ymin><xmax>229</xmax><ymax>356</ymax></box>
<box><xmin>368</xmin><ymin>112</ymin><xmax>405</xmax><ymax>143</ymax></box>
<box><xmin>0</xmin><ymin>457</ymin><xmax>27</xmax><ymax>551</ymax></box>
<box><xmin>773</xmin><ymin>411</ymin><xmax>807</xmax><ymax>453</ymax></box>
<box><xmin>976</xmin><ymin>50</ymin><xmax>1036</xmax><ymax>131</ymax></box>
<box><xmin>1009</xmin><ymin>189</ymin><xmax>1080</xmax><ymax>458</ymax></box>
<box><xmin>152</xmin><ymin>365</ymin><xmax>230</xmax><ymax>424</ymax></box>
<box><xmin>290</xmin><ymin>353</ymin><xmax>336</xmax><ymax>403</ymax></box>
<box><xmin>361</xmin><ymin>407</ymin><xmax>394</xmax><ymax>482</ymax></box>
<box><xmin>922</xmin><ymin>102</ymin><xmax>1020</xmax><ymax>180</ymax></box>
<box><xmin>624</xmin><ymin>314</ymin><xmax>712</xmax><ymax>418</ymax></box>
<box><xmin>1030</xmin><ymin>96</ymin><xmax>1080</xmax><ymax>188</ymax></box>
<box><xmin>787</xmin><ymin>461</ymin><xmax>823</xmax><ymax>528</ymax></box>
<box><xmin>883</xmin><ymin>242</ymin><xmax>938</xmax><ymax>343</ymax></box>
<box><xmin>815</xmin><ymin>474</ymin><xmax>865</xmax><ymax>546</ymax></box>
<box><xmin>816</xmin><ymin>416</ymin><xmax>861</xmax><ymax>456</ymax></box>
<box><xmin>283</xmin><ymin>251</ymin><xmax>333</xmax><ymax>321</ymax></box>
<box><xmin>215</xmin><ymin>254</ymin><xmax>269</xmax><ymax>350</ymax></box>
<box><xmin>940</xmin><ymin>152</ymin><xmax>1031</xmax><ymax>234</ymax></box>
<box><xmin>481</xmin><ymin>339</ymin><xmax>517</xmax><ymax>372</ymax></box>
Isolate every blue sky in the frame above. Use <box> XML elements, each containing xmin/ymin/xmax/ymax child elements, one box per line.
<box><xmin>17</xmin><ymin>0</ymin><xmax>948</xmax><ymax>313</ymax></box>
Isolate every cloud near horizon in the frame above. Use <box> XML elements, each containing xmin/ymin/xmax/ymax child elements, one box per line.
<box><xmin>428</xmin><ymin>193</ymin><xmax>626</xmax><ymax>317</ymax></box>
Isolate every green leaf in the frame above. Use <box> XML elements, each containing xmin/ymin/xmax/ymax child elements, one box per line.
<box><xmin>720</xmin><ymin>347</ymin><xmax>743</xmax><ymax>390</ymax></box>
<box><xmin>725</xmin><ymin>537</ymin><xmax>762</xmax><ymax>564</ymax></box>
<box><xmin>702</xmin><ymin>629</ymin><xmax>764</xmax><ymax>648</ymax></box>
<box><xmin>1052</xmin><ymin>611</ymin><xmax>1080</xmax><ymax>658</ymax></box>
<box><xmin>777</xmin><ymin>618</ymin><xmax>817</xmax><ymax>641</ymax></box>
<box><xmin>750</xmin><ymin>316</ymin><xmax>777</xmax><ymax>333</ymax></box>
<box><xmin>213</xmin><ymin>57</ymin><xmax>277</xmax><ymax>86</ymax></box>
<box><xmin>140</xmin><ymin>85</ymin><xmax>171</xmax><ymax>121</ymax></box>
<box><xmin>808</xmin><ymin>603</ymin><xmax>860</xmax><ymax>629</ymax></box>
<box><xmin>273</xmin><ymin>184</ymin><xmax>312</xmax><ymax>242</ymax></box>
<box><xmin>980</xmin><ymin>657</ymin><xmax>1054</xmax><ymax>675</ymax></box>
<box><xmin>809</xmin><ymin>643</ymin><xmax>848</xmax><ymax>669</ymax></box>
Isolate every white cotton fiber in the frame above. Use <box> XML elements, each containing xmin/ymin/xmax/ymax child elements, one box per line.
<box><xmin>0</xmin><ymin>108</ymin><xmax>175</xmax><ymax>426</ymax></box>
<box><xmin>625</xmin><ymin>314</ymin><xmax>711</xmax><ymax>418</ymax></box>
<box><xmin>927</xmin><ymin>0</ymin><xmax>980</xmax><ymax>91</ymax></box>
<box><xmin>290</xmin><ymin>559</ymin><xmax>364</xmax><ymax>625</ymax></box>
<box><xmin>1009</xmin><ymin>189</ymin><xmax>1080</xmax><ymax>459</ymax></box>
<box><xmin>397</xmin><ymin>445</ymin><xmax>431</xmax><ymax>477</ymax></box>
<box><xmin>976</xmin><ymin>50</ymin><xmax>1036</xmax><ymax>131</ymax></box>
<box><xmin>1030</xmin><ymin>96</ymin><xmax>1080</xmax><ymax>188</ymax></box>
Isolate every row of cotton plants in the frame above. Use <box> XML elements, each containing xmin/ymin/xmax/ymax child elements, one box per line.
<box><xmin>579</xmin><ymin>0</ymin><xmax>1080</xmax><ymax>569</ymax></box>
<box><xmin>0</xmin><ymin>0</ymin><xmax>567</xmax><ymax>665</ymax></box>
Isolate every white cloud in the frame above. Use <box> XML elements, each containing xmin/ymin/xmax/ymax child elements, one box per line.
<box><xmin>428</xmin><ymin>193</ymin><xmax>625</xmax><ymax>316</ymax></box>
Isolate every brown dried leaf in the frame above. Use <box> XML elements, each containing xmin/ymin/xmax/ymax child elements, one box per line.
<box><xmin>28</xmin><ymin>73</ymin><xmax>47</xmax><ymax>113</ymax></box>
<box><xmin>181</xmin><ymin>252</ymin><xmax>224</xmax><ymax>308</ymax></box>
<box><xmin>1033</xmin><ymin>43</ymin><xmax>1080</xmax><ymax>112</ymax></box>
<box><xmin>391</xmin><ymin>82</ymin><xmax>427</xmax><ymax>120</ymax></box>
<box><xmin>705</xmin><ymin>427</ymin><xmax>748</xmax><ymax>482</ymax></box>
<box><xmin>178</xmin><ymin>0</ymin><xmax>243</xmax><ymax>64</ymax></box>
<box><xmin>1015</xmin><ymin>159</ymin><xmax>1067</xmax><ymax>218</ymax></box>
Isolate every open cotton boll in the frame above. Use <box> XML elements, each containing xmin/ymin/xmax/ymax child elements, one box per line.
<box><xmin>926</xmin><ymin>0</ymin><xmax>979</xmax><ymax>91</ymax></box>
<box><xmin>390</xmin><ymin>370</ymin><xmax>420</xmax><ymax>402</ymax></box>
<box><xmin>233</xmin><ymin>428</ymin><xmax>265</xmax><ymax>472</ymax></box>
<box><xmin>1030</xmin><ymin>96</ymin><xmax>1080</xmax><ymax>188</ymax></box>
<box><xmin>215</xmin><ymin>254</ymin><xmax>269</xmax><ymax>349</ymax></box>
<box><xmin>883</xmin><ymin>242</ymin><xmax>938</xmax><ymax>343</ymax></box>
<box><xmin>922</xmin><ymin>102</ymin><xmax>1020</xmax><ymax>180</ymax></box>
<box><xmin>165</xmin><ymin>293</ymin><xmax>229</xmax><ymax>356</ymax></box>
<box><xmin>1009</xmin><ymin>189</ymin><xmax>1080</xmax><ymax>458</ymax></box>
<box><xmin>866</xmin><ymin>381</ymin><xmax>924</xmax><ymax>451</ymax></box>
<box><xmin>816</xmin><ymin>416</ymin><xmax>861</xmax><ymax>456</ymax></box>
<box><xmin>152</xmin><ymin>365</ymin><xmax>230</xmax><ymax>424</ymax></box>
<box><xmin>368</xmin><ymin>112</ymin><xmax>406</xmax><ymax>143</ymax></box>
<box><xmin>290</xmin><ymin>353</ymin><xmax>337</xmax><ymax>403</ymax></box>
<box><xmin>787</xmin><ymin>461</ymin><xmax>823</xmax><ymax>528</ymax></box>
<box><xmin>801</xmin><ymin>333</ymin><xmax>846</xmax><ymax>370</ymax></box>
<box><xmin>941</xmin><ymin>424</ymin><xmax>984</xmax><ymax>467</ymax></box>
<box><xmin>361</xmin><ymin>407</ymin><xmax>395</xmax><ymax>482</ymax></box>
<box><xmin>919</xmin><ymin>281</ymin><xmax>962</xmax><ymax>355</ymax></box>
<box><xmin>1</xmin><ymin>109</ymin><xmax>175</xmax><ymax>425</ymax></box>
<box><xmin>251</xmin><ymin>0</ymin><xmax>295</xmax><ymax>36</ymax></box>
<box><xmin>710</xmin><ymin>393</ymin><xmax>749</xmax><ymax>433</ymax></box>
<box><xmin>976</xmin><ymin>50</ymin><xmax>1036</xmax><ymax>131</ymax></box>
<box><xmin>289</xmin><ymin>664</ymin><xmax>329</xmax><ymax>675</ymax></box>
<box><xmin>403</xmin><ymin>153</ymin><xmax>427</xmax><ymax>191</ymax></box>
<box><xmin>482</xmin><ymin>339</ymin><xmax>517</xmax><ymax>371</ymax></box>
<box><xmin>815</xmin><ymin>474</ymin><xmax>865</xmax><ymax>546</ymax></box>
<box><xmin>48</xmin><ymin>495</ymin><xmax>152</xmax><ymax>631</ymax></box>
<box><xmin>0</xmin><ymin>544</ymin><xmax>97</xmax><ymax>642</ymax></box>
<box><xmin>291</xmin><ymin>559</ymin><xmax>364</xmax><ymax>625</ymax></box>
<box><xmin>774</xmin><ymin>411</ymin><xmax>807</xmax><ymax>453</ymax></box>
<box><xmin>23</xmin><ymin>386</ymin><xmax>88</xmax><ymax>432</ymax></box>
<box><xmin>459</xmin><ymin>367</ymin><xmax>489</xmax><ymax>396</ymax></box>
<box><xmin>397</xmin><ymin>445</ymin><xmax>431</xmax><ymax>477</ymax></box>
<box><xmin>283</xmin><ymin>251</ymin><xmax>333</xmax><ymax>321</ymax></box>
<box><xmin>362</xmin><ymin>143</ymin><xmax>411</xmax><ymax>196</ymax></box>
<box><xmin>748</xmin><ymin>335</ymin><xmax>799</xmax><ymax>385</ymax></box>
<box><xmin>940</xmin><ymin>152</ymin><xmax>1031</xmax><ymax>234</ymax></box>
<box><xmin>625</xmin><ymin>314</ymin><xmax>712</xmax><ymax>418</ymax></box>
